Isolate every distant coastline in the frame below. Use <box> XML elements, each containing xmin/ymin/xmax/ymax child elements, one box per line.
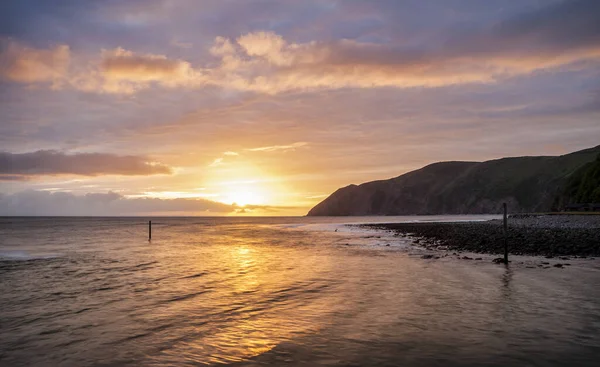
<box><xmin>362</xmin><ymin>214</ymin><xmax>600</xmax><ymax>257</ymax></box>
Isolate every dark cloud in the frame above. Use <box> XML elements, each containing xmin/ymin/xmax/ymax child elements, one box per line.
<box><xmin>0</xmin><ymin>175</ymin><xmax>28</xmax><ymax>181</ymax></box>
<box><xmin>3</xmin><ymin>0</ymin><xmax>598</xmax><ymax>54</ymax></box>
<box><xmin>491</xmin><ymin>0</ymin><xmax>600</xmax><ymax>49</ymax></box>
<box><xmin>0</xmin><ymin>0</ymin><xmax>173</xmax><ymax>53</ymax></box>
<box><xmin>0</xmin><ymin>0</ymin><xmax>106</xmax><ymax>47</ymax></box>
<box><xmin>324</xmin><ymin>0</ymin><xmax>600</xmax><ymax>71</ymax></box>
<box><xmin>477</xmin><ymin>90</ymin><xmax>600</xmax><ymax>119</ymax></box>
<box><xmin>0</xmin><ymin>190</ymin><xmax>234</xmax><ymax>216</ymax></box>
<box><xmin>330</xmin><ymin>0</ymin><xmax>600</xmax><ymax>69</ymax></box>
<box><xmin>0</xmin><ymin>150</ymin><xmax>172</xmax><ymax>178</ymax></box>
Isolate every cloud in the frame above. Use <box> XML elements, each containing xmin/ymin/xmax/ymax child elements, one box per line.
<box><xmin>0</xmin><ymin>190</ymin><xmax>234</xmax><ymax>216</ymax></box>
<box><xmin>236</xmin><ymin>31</ymin><xmax>292</xmax><ymax>66</ymax></box>
<box><xmin>0</xmin><ymin>40</ymin><xmax>69</xmax><ymax>86</ymax></box>
<box><xmin>208</xmin><ymin>21</ymin><xmax>600</xmax><ymax>93</ymax></box>
<box><xmin>171</xmin><ymin>39</ymin><xmax>193</xmax><ymax>49</ymax></box>
<box><xmin>206</xmin><ymin>151</ymin><xmax>242</xmax><ymax>168</ymax></box>
<box><xmin>4</xmin><ymin>0</ymin><xmax>600</xmax><ymax>94</ymax></box>
<box><xmin>0</xmin><ymin>190</ymin><xmax>300</xmax><ymax>216</ymax></box>
<box><xmin>489</xmin><ymin>0</ymin><xmax>600</xmax><ymax>49</ymax></box>
<box><xmin>100</xmin><ymin>47</ymin><xmax>196</xmax><ymax>83</ymax></box>
<box><xmin>306</xmin><ymin>194</ymin><xmax>328</xmax><ymax>199</ymax></box>
<box><xmin>68</xmin><ymin>47</ymin><xmax>204</xmax><ymax>94</ymax></box>
<box><xmin>0</xmin><ymin>175</ymin><xmax>28</xmax><ymax>181</ymax></box>
<box><xmin>0</xmin><ymin>150</ymin><xmax>172</xmax><ymax>179</ymax></box>
<box><xmin>68</xmin><ymin>22</ymin><xmax>600</xmax><ymax>94</ymax></box>
<box><xmin>120</xmin><ymin>0</ymin><xmax>599</xmax><ymax>95</ymax></box>
<box><xmin>208</xmin><ymin>157</ymin><xmax>223</xmax><ymax>167</ymax></box>
<box><xmin>0</xmin><ymin>43</ymin><xmax>201</xmax><ymax>94</ymax></box>
<box><xmin>246</xmin><ymin>142</ymin><xmax>308</xmax><ymax>152</ymax></box>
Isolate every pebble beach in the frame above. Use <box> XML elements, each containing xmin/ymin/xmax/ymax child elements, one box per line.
<box><xmin>363</xmin><ymin>214</ymin><xmax>600</xmax><ymax>257</ymax></box>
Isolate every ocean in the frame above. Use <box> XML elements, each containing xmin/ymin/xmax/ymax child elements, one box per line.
<box><xmin>1</xmin><ymin>216</ymin><xmax>600</xmax><ymax>366</ymax></box>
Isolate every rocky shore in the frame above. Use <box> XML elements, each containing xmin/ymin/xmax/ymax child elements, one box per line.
<box><xmin>362</xmin><ymin>215</ymin><xmax>600</xmax><ymax>257</ymax></box>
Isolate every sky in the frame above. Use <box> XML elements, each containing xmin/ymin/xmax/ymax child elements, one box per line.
<box><xmin>0</xmin><ymin>0</ymin><xmax>599</xmax><ymax>216</ymax></box>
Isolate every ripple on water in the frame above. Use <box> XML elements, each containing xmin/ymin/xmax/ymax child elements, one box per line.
<box><xmin>1</xmin><ymin>217</ymin><xmax>600</xmax><ymax>366</ymax></box>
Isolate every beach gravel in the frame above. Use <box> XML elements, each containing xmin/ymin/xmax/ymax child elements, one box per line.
<box><xmin>363</xmin><ymin>215</ymin><xmax>600</xmax><ymax>257</ymax></box>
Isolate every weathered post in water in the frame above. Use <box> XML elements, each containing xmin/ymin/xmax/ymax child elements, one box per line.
<box><xmin>503</xmin><ymin>203</ymin><xmax>508</xmax><ymax>264</ymax></box>
<box><xmin>149</xmin><ymin>220</ymin><xmax>152</xmax><ymax>242</ymax></box>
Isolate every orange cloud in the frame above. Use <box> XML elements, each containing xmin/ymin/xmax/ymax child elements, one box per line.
<box><xmin>65</xmin><ymin>47</ymin><xmax>206</xmax><ymax>94</ymax></box>
<box><xmin>0</xmin><ymin>40</ymin><xmax>69</xmax><ymax>86</ymax></box>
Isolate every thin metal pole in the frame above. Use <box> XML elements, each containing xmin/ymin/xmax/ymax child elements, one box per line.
<box><xmin>149</xmin><ymin>220</ymin><xmax>152</xmax><ymax>242</ymax></box>
<box><xmin>503</xmin><ymin>203</ymin><xmax>508</xmax><ymax>264</ymax></box>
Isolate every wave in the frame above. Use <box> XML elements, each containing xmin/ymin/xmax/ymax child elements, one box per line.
<box><xmin>0</xmin><ymin>251</ymin><xmax>61</xmax><ymax>261</ymax></box>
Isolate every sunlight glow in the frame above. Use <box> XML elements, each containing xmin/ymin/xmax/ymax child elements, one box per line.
<box><xmin>207</xmin><ymin>162</ymin><xmax>280</xmax><ymax>208</ymax></box>
<box><xmin>224</xmin><ymin>189</ymin><xmax>265</xmax><ymax>206</ymax></box>
<box><xmin>121</xmin><ymin>158</ymin><xmax>308</xmax><ymax>215</ymax></box>
<box><xmin>128</xmin><ymin>191</ymin><xmax>219</xmax><ymax>199</ymax></box>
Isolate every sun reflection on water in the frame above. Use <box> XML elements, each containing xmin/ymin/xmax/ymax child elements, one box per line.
<box><xmin>157</xmin><ymin>242</ymin><xmax>321</xmax><ymax>364</ymax></box>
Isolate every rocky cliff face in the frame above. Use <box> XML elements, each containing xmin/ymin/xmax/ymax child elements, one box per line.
<box><xmin>307</xmin><ymin>146</ymin><xmax>600</xmax><ymax>216</ymax></box>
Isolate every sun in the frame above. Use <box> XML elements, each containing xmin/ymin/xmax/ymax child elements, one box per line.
<box><xmin>225</xmin><ymin>189</ymin><xmax>265</xmax><ymax>207</ymax></box>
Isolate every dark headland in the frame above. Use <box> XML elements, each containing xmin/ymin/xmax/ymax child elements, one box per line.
<box><xmin>308</xmin><ymin>145</ymin><xmax>600</xmax><ymax>216</ymax></box>
<box><xmin>309</xmin><ymin>145</ymin><xmax>600</xmax><ymax>256</ymax></box>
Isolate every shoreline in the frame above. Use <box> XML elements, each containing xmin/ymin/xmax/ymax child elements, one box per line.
<box><xmin>361</xmin><ymin>214</ymin><xmax>600</xmax><ymax>257</ymax></box>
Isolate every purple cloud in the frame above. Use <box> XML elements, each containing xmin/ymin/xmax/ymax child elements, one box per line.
<box><xmin>0</xmin><ymin>150</ymin><xmax>172</xmax><ymax>179</ymax></box>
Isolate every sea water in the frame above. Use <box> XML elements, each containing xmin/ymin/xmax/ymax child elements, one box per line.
<box><xmin>1</xmin><ymin>216</ymin><xmax>599</xmax><ymax>366</ymax></box>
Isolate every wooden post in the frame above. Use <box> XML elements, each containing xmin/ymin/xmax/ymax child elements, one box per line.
<box><xmin>503</xmin><ymin>203</ymin><xmax>508</xmax><ymax>264</ymax></box>
<box><xmin>149</xmin><ymin>220</ymin><xmax>152</xmax><ymax>242</ymax></box>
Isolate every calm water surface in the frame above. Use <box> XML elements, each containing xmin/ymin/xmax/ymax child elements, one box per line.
<box><xmin>1</xmin><ymin>216</ymin><xmax>599</xmax><ymax>366</ymax></box>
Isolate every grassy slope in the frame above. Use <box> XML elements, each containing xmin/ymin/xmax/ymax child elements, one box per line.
<box><xmin>556</xmin><ymin>152</ymin><xmax>600</xmax><ymax>206</ymax></box>
<box><xmin>308</xmin><ymin>145</ymin><xmax>600</xmax><ymax>216</ymax></box>
<box><xmin>436</xmin><ymin>147</ymin><xmax>600</xmax><ymax>212</ymax></box>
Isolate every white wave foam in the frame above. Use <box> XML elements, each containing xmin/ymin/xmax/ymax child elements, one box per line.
<box><xmin>273</xmin><ymin>215</ymin><xmax>499</xmax><ymax>250</ymax></box>
<box><xmin>0</xmin><ymin>251</ymin><xmax>60</xmax><ymax>261</ymax></box>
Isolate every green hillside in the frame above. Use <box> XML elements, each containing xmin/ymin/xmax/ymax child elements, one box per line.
<box><xmin>308</xmin><ymin>146</ymin><xmax>600</xmax><ymax>216</ymax></box>
<box><xmin>556</xmin><ymin>153</ymin><xmax>600</xmax><ymax>206</ymax></box>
